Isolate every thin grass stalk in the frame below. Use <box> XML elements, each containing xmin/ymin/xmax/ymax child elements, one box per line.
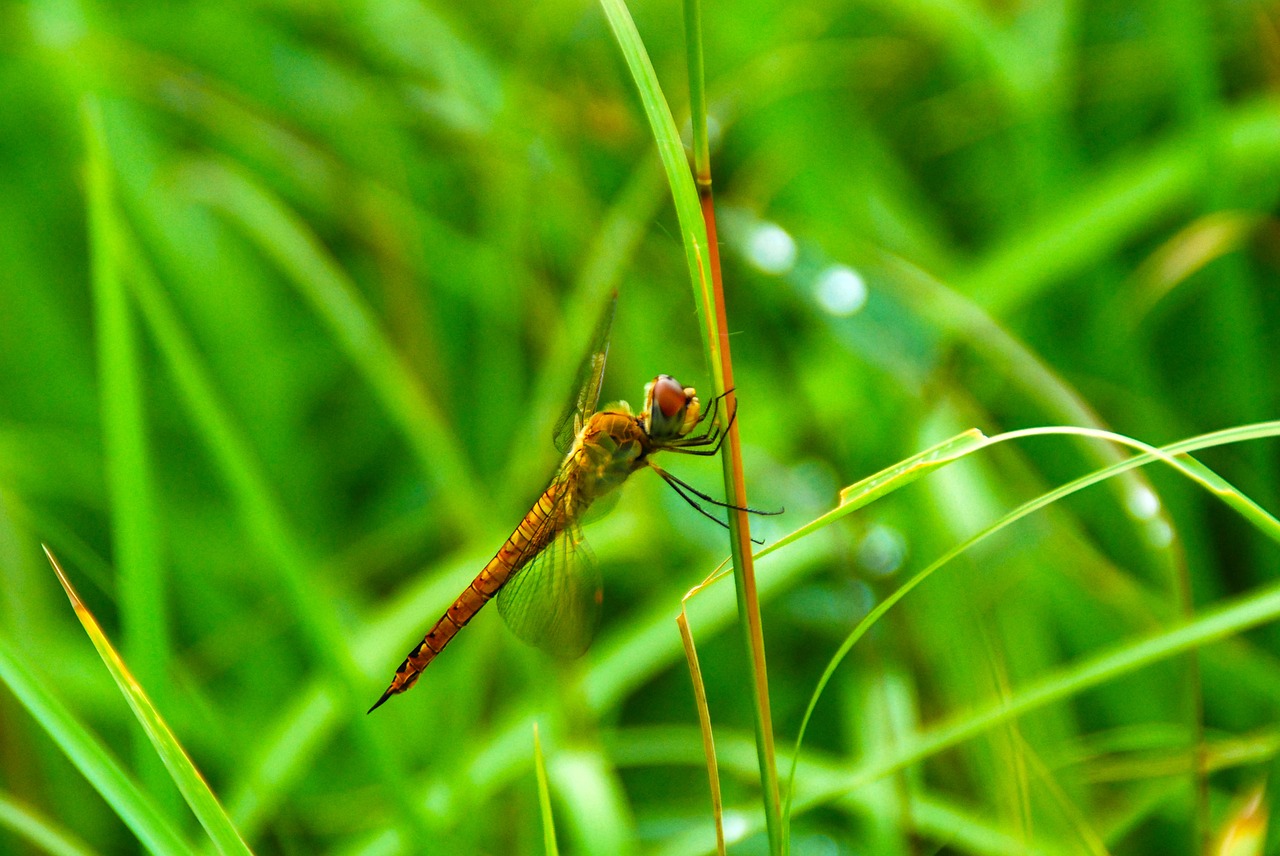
<box><xmin>677</xmin><ymin>576</ymin><xmax>727</xmax><ymax>855</ymax></box>
<box><xmin>682</xmin><ymin>1</ymin><xmax>783</xmax><ymax>850</ymax></box>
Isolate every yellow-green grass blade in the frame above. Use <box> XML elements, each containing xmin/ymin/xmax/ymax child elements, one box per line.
<box><xmin>677</xmin><ymin>604</ymin><xmax>725</xmax><ymax>855</ymax></box>
<box><xmin>45</xmin><ymin>547</ymin><xmax>253</xmax><ymax>856</ymax></box>
<box><xmin>533</xmin><ymin>723</ymin><xmax>560</xmax><ymax>856</ymax></box>
<box><xmin>1212</xmin><ymin>785</ymin><xmax>1267</xmax><ymax>856</ymax></box>
<box><xmin>0</xmin><ymin>630</ymin><xmax>192</xmax><ymax>855</ymax></box>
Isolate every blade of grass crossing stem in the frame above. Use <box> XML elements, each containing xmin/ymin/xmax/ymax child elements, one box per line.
<box><xmin>0</xmin><ymin>633</ymin><xmax>192</xmax><ymax>854</ymax></box>
<box><xmin>533</xmin><ymin>724</ymin><xmax>560</xmax><ymax>856</ymax></box>
<box><xmin>44</xmin><ymin>547</ymin><xmax>252</xmax><ymax>855</ymax></box>
<box><xmin>83</xmin><ymin>96</ymin><xmax>175</xmax><ymax>815</ymax></box>
<box><xmin>680</xmin><ymin>4</ymin><xmax>784</xmax><ymax>849</ymax></box>
<box><xmin>598</xmin><ymin>1</ymin><xmax>783</xmax><ymax>850</ymax></box>
<box><xmin>781</xmin><ymin>423</ymin><xmax>1280</xmax><ymax>835</ymax></box>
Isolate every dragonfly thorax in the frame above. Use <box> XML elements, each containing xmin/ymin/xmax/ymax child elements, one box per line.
<box><xmin>639</xmin><ymin>375</ymin><xmax>701</xmax><ymax>442</ymax></box>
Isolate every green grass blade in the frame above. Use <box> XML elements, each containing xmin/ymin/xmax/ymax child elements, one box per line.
<box><xmin>596</xmin><ymin>0</ymin><xmax>719</xmax><ymax>363</ymax></box>
<box><xmin>782</xmin><ymin>422</ymin><xmax>1280</xmax><ymax>832</ymax></box>
<box><xmin>0</xmin><ymin>791</ymin><xmax>98</xmax><ymax>856</ymax></box>
<box><xmin>82</xmin><ymin>95</ymin><xmax>173</xmax><ymax>812</ymax></box>
<box><xmin>756</xmin><ymin>430</ymin><xmax>990</xmax><ymax>564</ymax></box>
<box><xmin>677</xmin><ymin>603</ymin><xmax>725</xmax><ymax>855</ymax></box>
<box><xmin>533</xmin><ymin>723</ymin><xmax>559</xmax><ymax>856</ymax></box>
<box><xmin>959</xmin><ymin>97</ymin><xmax>1280</xmax><ymax>315</ymax></box>
<box><xmin>115</xmin><ymin>227</ymin><xmax>431</xmax><ymax>839</ymax></box>
<box><xmin>177</xmin><ymin>156</ymin><xmax>485</xmax><ymax>535</ymax></box>
<box><xmin>45</xmin><ymin>546</ymin><xmax>253</xmax><ymax>855</ymax></box>
<box><xmin>599</xmin><ymin>2</ymin><xmax>783</xmax><ymax>849</ymax></box>
<box><xmin>0</xmin><ymin>631</ymin><xmax>192</xmax><ymax>855</ymax></box>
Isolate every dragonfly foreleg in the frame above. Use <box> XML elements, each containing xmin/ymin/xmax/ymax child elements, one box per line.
<box><xmin>666</xmin><ymin>399</ymin><xmax>738</xmax><ymax>455</ymax></box>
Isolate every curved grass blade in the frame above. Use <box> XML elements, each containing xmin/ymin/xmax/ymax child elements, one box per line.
<box><xmin>44</xmin><ymin>546</ymin><xmax>253</xmax><ymax>856</ymax></box>
<box><xmin>1213</xmin><ymin>784</ymin><xmax>1267</xmax><ymax>856</ymax></box>
<box><xmin>0</xmin><ymin>628</ymin><xmax>192</xmax><ymax>855</ymax></box>
<box><xmin>533</xmin><ymin>723</ymin><xmax>560</xmax><ymax>856</ymax></box>
<box><xmin>781</xmin><ymin>422</ymin><xmax>1280</xmax><ymax>836</ymax></box>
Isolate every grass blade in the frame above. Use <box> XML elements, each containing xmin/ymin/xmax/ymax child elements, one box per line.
<box><xmin>83</xmin><ymin>95</ymin><xmax>173</xmax><ymax>812</ymax></box>
<box><xmin>0</xmin><ymin>790</ymin><xmax>105</xmax><ymax>856</ymax></box>
<box><xmin>677</xmin><ymin>584</ymin><xmax>726</xmax><ymax>856</ymax></box>
<box><xmin>44</xmin><ymin>546</ymin><xmax>253</xmax><ymax>855</ymax></box>
<box><xmin>533</xmin><ymin>723</ymin><xmax>560</xmax><ymax>856</ymax></box>
<box><xmin>782</xmin><ymin>422</ymin><xmax>1280</xmax><ymax>833</ymax></box>
<box><xmin>0</xmin><ymin>629</ymin><xmax>192</xmax><ymax>855</ymax></box>
<box><xmin>599</xmin><ymin>0</ymin><xmax>783</xmax><ymax>848</ymax></box>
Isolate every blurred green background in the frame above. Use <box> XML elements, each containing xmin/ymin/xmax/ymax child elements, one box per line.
<box><xmin>3</xmin><ymin>0</ymin><xmax>1280</xmax><ymax>853</ymax></box>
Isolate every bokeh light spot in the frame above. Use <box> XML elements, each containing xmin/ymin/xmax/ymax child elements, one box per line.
<box><xmin>746</xmin><ymin>222</ymin><xmax>797</xmax><ymax>275</ymax></box>
<box><xmin>814</xmin><ymin>264</ymin><xmax>867</xmax><ymax>316</ymax></box>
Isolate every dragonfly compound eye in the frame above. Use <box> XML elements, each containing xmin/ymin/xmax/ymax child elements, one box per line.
<box><xmin>643</xmin><ymin>374</ymin><xmax>690</xmax><ymax>440</ymax></box>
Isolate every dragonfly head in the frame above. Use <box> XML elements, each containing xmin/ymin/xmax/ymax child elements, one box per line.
<box><xmin>641</xmin><ymin>375</ymin><xmax>701</xmax><ymax>441</ymax></box>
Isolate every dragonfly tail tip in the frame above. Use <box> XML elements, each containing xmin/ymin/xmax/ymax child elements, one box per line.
<box><xmin>367</xmin><ymin>689</ymin><xmax>394</xmax><ymax>714</ymax></box>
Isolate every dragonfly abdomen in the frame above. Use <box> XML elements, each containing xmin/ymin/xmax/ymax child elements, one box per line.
<box><xmin>368</xmin><ymin>481</ymin><xmax>572</xmax><ymax>713</ymax></box>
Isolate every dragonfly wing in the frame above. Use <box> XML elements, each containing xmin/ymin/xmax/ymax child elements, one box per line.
<box><xmin>497</xmin><ymin>524</ymin><xmax>602</xmax><ymax>658</ymax></box>
<box><xmin>553</xmin><ymin>291</ymin><xmax>618</xmax><ymax>453</ymax></box>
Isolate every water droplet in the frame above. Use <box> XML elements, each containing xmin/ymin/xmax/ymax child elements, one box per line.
<box><xmin>814</xmin><ymin>264</ymin><xmax>868</xmax><ymax>316</ymax></box>
<box><xmin>746</xmin><ymin>222</ymin><xmax>797</xmax><ymax>275</ymax></box>
<box><xmin>1126</xmin><ymin>486</ymin><xmax>1161</xmax><ymax>520</ymax></box>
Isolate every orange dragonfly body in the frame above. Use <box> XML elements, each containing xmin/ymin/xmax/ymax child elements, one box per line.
<box><xmin>369</xmin><ymin>375</ymin><xmax>728</xmax><ymax>712</ymax></box>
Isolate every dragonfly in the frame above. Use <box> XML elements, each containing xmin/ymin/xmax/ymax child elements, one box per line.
<box><xmin>369</xmin><ymin>297</ymin><xmax>774</xmax><ymax>712</ymax></box>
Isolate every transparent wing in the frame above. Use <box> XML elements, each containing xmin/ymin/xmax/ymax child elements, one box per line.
<box><xmin>553</xmin><ymin>291</ymin><xmax>618</xmax><ymax>453</ymax></box>
<box><xmin>497</xmin><ymin>522</ymin><xmax>602</xmax><ymax>658</ymax></box>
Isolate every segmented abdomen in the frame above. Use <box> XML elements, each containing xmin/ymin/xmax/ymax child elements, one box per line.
<box><xmin>368</xmin><ymin>479</ymin><xmax>571</xmax><ymax>712</ymax></box>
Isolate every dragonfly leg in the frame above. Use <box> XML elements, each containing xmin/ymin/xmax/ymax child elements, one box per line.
<box><xmin>666</xmin><ymin>401</ymin><xmax>738</xmax><ymax>455</ymax></box>
<box><xmin>672</xmin><ymin>387</ymin><xmax>730</xmax><ymax>446</ymax></box>
<box><xmin>651</xmin><ymin>465</ymin><xmax>742</xmax><ymax>536</ymax></box>
<box><xmin>651</xmin><ymin>463</ymin><xmax>782</xmax><ymax>516</ymax></box>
